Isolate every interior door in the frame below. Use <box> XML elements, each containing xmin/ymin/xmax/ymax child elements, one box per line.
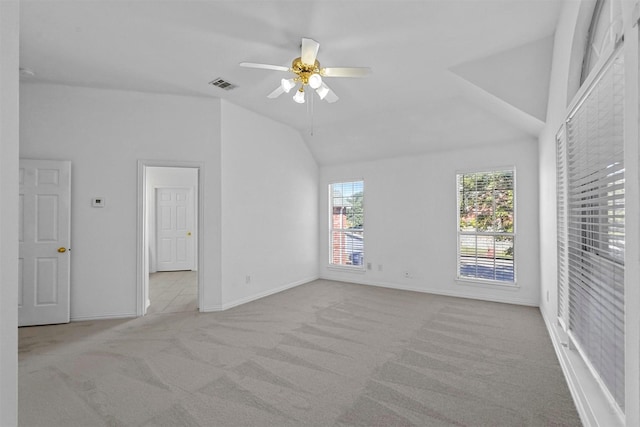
<box><xmin>156</xmin><ymin>187</ymin><xmax>194</xmax><ymax>271</ymax></box>
<box><xmin>19</xmin><ymin>159</ymin><xmax>71</xmax><ymax>326</ymax></box>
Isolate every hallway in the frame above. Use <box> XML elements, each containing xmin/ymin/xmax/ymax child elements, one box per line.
<box><xmin>148</xmin><ymin>271</ymin><xmax>197</xmax><ymax>314</ymax></box>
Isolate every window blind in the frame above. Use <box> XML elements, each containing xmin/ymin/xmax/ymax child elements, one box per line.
<box><xmin>556</xmin><ymin>125</ymin><xmax>568</xmax><ymax>327</ymax></box>
<box><xmin>565</xmin><ymin>48</ymin><xmax>625</xmax><ymax>409</ymax></box>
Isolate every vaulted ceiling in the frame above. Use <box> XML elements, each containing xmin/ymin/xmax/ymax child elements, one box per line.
<box><xmin>19</xmin><ymin>0</ymin><xmax>561</xmax><ymax>165</ymax></box>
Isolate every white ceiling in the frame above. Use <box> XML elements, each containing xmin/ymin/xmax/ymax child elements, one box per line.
<box><xmin>19</xmin><ymin>0</ymin><xmax>561</xmax><ymax>165</ymax></box>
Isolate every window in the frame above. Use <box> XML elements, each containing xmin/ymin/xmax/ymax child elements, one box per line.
<box><xmin>329</xmin><ymin>180</ymin><xmax>364</xmax><ymax>268</ymax></box>
<box><xmin>558</xmin><ymin>45</ymin><xmax>625</xmax><ymax>411</ymax></box>
<box><xmin>457</xmin><ymin>170</ymin><xmax>515</xmax><ymax>283</ymax></box>
<box><xmin>581</xmin><ymin>0</ymin><xmax>623</xmax><ymax>85</ymax></box>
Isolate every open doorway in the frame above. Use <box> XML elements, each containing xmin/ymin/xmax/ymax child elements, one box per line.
<box><xmin>136</xmin><ymin>161</ymin><xmax>203</xmax><ymax>316</ymax></box>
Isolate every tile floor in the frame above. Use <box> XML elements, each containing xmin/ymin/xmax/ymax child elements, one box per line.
<box><xmin>147</xmin><ymin>270</ymin><xmax>197</xmax><ymax>314</ymax></box>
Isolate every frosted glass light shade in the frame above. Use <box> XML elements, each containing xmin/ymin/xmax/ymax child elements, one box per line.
<box><xmin>293</xmin><ymin>89</ymin><xmax>305</xmax><ymax>104</ymax></box>
<box><xmin>308</xmin><ymin>73</ymin><xmax>322</xmax><ymax>89</ymax></box>
<box><xmin>281</xmin><ymin>78</ymin><xmax>296</xmax><ymax>93</ymax></box>
<box><xmin>316</xmin><ymin>83</ymin><xmax>329</xmax><ymax>100</ymax></box>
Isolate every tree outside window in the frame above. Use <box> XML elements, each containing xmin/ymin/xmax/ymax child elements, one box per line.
<box><xmin>457</xmin><ymin>170</ymin><xmax>515</xmax><ymax>282</ymax></box>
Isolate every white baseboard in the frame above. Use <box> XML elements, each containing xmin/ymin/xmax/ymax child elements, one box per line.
<box><xmin>540</xmin><ymin>308</ymin><xmax>624</xmax><ymax>427</ymax></box>
<box><xmin>71</xmin><ymin>312</ymin><xmax>137</xmax><ymax>322</ymax></box>
<box><xmin>201</xmin><ymin>275</ymin><xmax>319</xmax><ymax>312</ymax></box>
<box><xmin>319</xmin><ymin>275</ymin><xmax>539</xmax><ymax>307</ymax></box>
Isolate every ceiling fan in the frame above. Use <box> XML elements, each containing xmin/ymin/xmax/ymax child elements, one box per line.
<box><xmin>240</xmin><ymin>38</ymin><xmax>371</xmax><ymax>104</ymax></box>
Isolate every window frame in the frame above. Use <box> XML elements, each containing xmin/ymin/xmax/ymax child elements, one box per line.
<box><xmin>456</xmin><ymin>167</ymin><xmax>517</xmax><ymax>286</ymax></box>
<box><xmin>580</xmin><ymin>0</ymin><xmax>623</xmax><ymax>85</ymax></box>
<box><xmin>559</xmin><ymin>42</ymin><xmax>626</xmax><ymax>414</ymax></box>
<box><xmin>328</xmin><ymin>179</ymin><xmax>365</xmax><ymax>271</ymax></box>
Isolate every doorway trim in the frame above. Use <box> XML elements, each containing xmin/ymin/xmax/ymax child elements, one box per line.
<box><xmin>136</xmin><ymin>159</ymin><xmax>205</xmax><ymax>316</ymax></box>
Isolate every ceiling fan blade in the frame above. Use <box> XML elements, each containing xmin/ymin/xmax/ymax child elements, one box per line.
<box><xmin>322</xmin><ymin>67</ymin><xmax>371</xmax><ymax>78</ymax></box>
<box><xmin>240</xmin><ymin>62</ymin><xmax>290</xmax><ymax>72</ymax></box>
<box><xmin>301</xmin><ymin>38</ymin><xmax>320</xmax><ymax>65</ymax></box>
<box><xmin>324</xmin><ymin>88</ymin><xmax>339</xmax><ymax>103</ymax></box>
<box><xmin>267</xmin><ymin>85</ymin><xmax>285</xmax><ymax>99</ymax></box>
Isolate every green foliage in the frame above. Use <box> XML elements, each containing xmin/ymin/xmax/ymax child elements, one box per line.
<box><xmin>459</xmin><ymin>171</ymin><xmax>514</xmax><ymax>233</ymax></box>
<box><xmin>346</xmin><ymin>191</ymin><xmax>364</xmax><ymax>229</ymax></box>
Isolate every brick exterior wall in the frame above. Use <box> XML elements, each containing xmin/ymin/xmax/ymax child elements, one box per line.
<box><xmin>332</xmin><ymin>207</ymin><xmax>350</xmax><ymax>265</ymax></box>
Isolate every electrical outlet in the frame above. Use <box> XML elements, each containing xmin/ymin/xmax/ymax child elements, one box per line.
<box><xmin>367</xmin><ymin>262</ymin><xmax>372</xmax><ymax>270</ymax></box>
<box><xmin>245</xmin><ymin>275</ymin><xmax>251</xmax><ymax>284</ymax></box>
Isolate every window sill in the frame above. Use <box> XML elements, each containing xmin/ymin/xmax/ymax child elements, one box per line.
<box><xmin>326</xmin><ymin>265</ymin><xmax>366</xmax><ymax>274</ymax></box>
<box><xmin>456</xmin><ymin>277</ymin><xmax>519</xmax><ymax>289</ymax></box>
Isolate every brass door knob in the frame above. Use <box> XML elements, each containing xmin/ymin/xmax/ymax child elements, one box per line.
<box><xmin>57</xmin><ymin>247</ymin><xmax>67</xmax><ymax>253</ymax></box>
<box><xmin>187</xmin><ymin>232</ymin><xmax>192</xmax><ymax>236</ymax></box>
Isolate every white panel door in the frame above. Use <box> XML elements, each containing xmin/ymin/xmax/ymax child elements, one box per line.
<box><xmin>19</xmin><ymin>159</ymin><xmax>71</xmax><ymax>326</ymax></box>
<box><xmin>156</xmin><ymin>187</ymin><xmax>194</xmax><ymax>271</ymax></box>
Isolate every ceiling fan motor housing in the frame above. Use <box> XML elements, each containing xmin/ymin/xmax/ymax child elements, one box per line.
<box><xmin>291</xmin><ymin>57</ymin><xmax>321</xmax><ymax>85</ymax></box>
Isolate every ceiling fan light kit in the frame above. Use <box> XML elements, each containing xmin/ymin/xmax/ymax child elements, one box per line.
<box><xmin>316</xmin><ymin>83</ymin><xmax>329</xmax><ymax>100</ymax></box>
<box><xmin>281</xmin><ymin>78</ymin><xmax>296</xmax><ymax>93</ymax></box>
<box><xmin>308</xmin><ymin>73</ymin><xmax>322</xmax><ymax>89</ymax></box>
<box><xmin>240</xmin><ymin>38</ymin><xmax>371</xmax><ymax>104</ymax></box>
<box><xmin>292</xmin><ymin>88</ymin><xmax>306</xmax><ymax>104</ymax></box>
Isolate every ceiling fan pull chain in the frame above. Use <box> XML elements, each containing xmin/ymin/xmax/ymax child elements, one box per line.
<box><xmin>308</xmin><ymin>89</ymin><xmax>314</xmax><ymax>136</ymax></box>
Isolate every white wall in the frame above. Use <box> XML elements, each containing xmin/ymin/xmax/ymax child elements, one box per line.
<box><xmin>220</xmin><ymin>100</ymin><xmax>319</xmax><ymax>308</ymax></box>
<box><xmin>538</xmin><ymin>1</ymin><xmax>640</xmax><ymax>425</ymax></box>
<box><xmin>19</xmin><ymin>84</ymin><xmax>320</xmax><ymax>316</ymax></box>
<box><xmin>20</xmin><ymin>83</ymin><xmax>223</xmax><ymax>317</ymax></box>
<box><xmin>146</xmin><ymin>167</ymin><xmax>198</xmax><ymax>273</ymax></box>
<box><xmin>320</xmin><ymin>138</ymin><xmax>540</xmax><ymax>306</ymax></box>
<box><xmin>0</xmin><ymin>2</ymin><xmax>19</xmax><ymax>425</ymax></box>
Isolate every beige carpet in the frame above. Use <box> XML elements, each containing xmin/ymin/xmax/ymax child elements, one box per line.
<box><xmin>19</xmin><ymin>279</ymin><xmax>581</xmax><ymax>426</ymax></box>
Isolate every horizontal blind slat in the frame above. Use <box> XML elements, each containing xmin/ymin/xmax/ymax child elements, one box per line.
<box><xmin>565</xmin><ymin>48</ymin><xmax>625</xmax><ymax>410</ymax></box>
